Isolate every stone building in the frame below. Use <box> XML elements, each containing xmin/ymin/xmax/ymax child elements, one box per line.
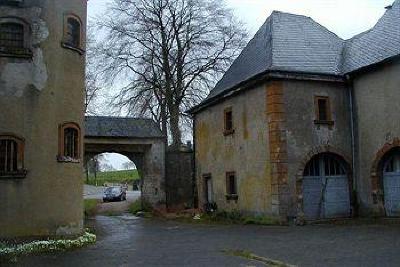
<box><xmin>0</xmin><ymin>0</ymin><xmax>87</xmax><ymax>238</ymax></box>
<box><xmin>190</xmin><ymin>1</ymin><xmax>400</xmax><ymax>222</ymax></box>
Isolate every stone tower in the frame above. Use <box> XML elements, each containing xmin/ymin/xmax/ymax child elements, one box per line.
<box><xmin>0</xmin><ymin>0</ymin><xmax>87</xmax><ymax>238</ymax></box>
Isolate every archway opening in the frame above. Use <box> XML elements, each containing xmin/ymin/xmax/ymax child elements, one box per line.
<box><xmin>84</xmin><ymin>152</ymin><xmax>142</xmax><ymax>201</ymax></box>
<box><xmin>379</xmin><ymin>147</ymin><xmax>400</xmax><ymax>217</ymax></box>
<box><xmin>302</xmin><ymin>153</ymin><xmax>351</xmax><ymax>220</ymax></box>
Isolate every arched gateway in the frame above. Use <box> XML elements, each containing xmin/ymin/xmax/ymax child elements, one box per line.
<box><xmin>302</xmin><ymin>153</ymin><xmax>352</xmax><ymax>220</ymax></box>
<box><xmin>84</xmin><ymin>116</ymin><xmax>166</xmax><ymax>206</ymax></box>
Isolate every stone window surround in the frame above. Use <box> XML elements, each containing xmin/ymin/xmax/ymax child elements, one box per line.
<box><xmin>57</xmin><ymin>122</ymin><xmax>81</xmax><ymax>163</ymax></box>
<box><xmin>0</xmin><ymin>133</ymin><xmax>27</xmax><ymax>179</ymax></box>
<box><xmin>223</xmin><ymin>106</ymin><xmax>235</xmax><ymax>136</ymax></box>
<box><xmin>314</xmin><ymin>95</ymin><xmax>334</xmax><ymax>126</ymax></box>
<box><xmin>225</xmin><ymin>171</ymin><xmax>238</xmax><ymax>201</ymax></box>
<box><xmin>0</xmin><ymin>16</ymin><xmax>32</xmax><ymax>58</ymax></box>
<box><xmin>61</xmin><ymin>12</ymin><xmax>84</xmax><ymax>55</ymax></box>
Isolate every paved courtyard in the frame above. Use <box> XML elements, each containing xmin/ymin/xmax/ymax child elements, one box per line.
<box><xmin>10</xmin><ymin>215</ymin><xmax>400</xmax><ymax>267</ymax></box>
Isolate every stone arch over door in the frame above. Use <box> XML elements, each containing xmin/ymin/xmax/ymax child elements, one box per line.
<box><xmin>295</xmin><ymin>145</ymin><xmax>353</xmax><ymax>222</ymax></box>
<box><xmin>84</xmin><ymin>116</ymin><xmax>166</xmax><ymax>207</ymax></box>
<box><xmin>370</xmin><ymin>138</ymin><xmax>400</xmax><ymax>216</ymax></box>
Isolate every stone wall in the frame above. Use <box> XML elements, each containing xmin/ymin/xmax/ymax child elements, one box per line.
<box><xmin>165</xmin><ymin>148</ymin><xmax>194</xmax><ymax>211</ymax></box>
<box><xmin>352</xmin><ymin>59</ymin><xmax>400</xmax><ymax>216</ymax></box>
<box><xmin>0</xmin><ymin>0</ymin><xmax>86</xmax><ymax>238</ymax></box>
<box><xmin>194</xmin><ymin>84</ymin><xmax>272</xmax><ymax>215</ymax></box>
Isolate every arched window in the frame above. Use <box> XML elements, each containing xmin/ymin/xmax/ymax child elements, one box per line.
<box><xmin>0</xmin><ymin>134</ymin><xmax>26</xmax><ymax>178</ymax></box>
<box><xmin>0</xmin><ymin>18</ymin><xmax>31</xmax><ymax>57</ymax></box>
<box><xmin>58</xmin><ymin>122</ymin><xmax>81</xmax><ymax>162</ymax></box>
<box><xmin>304</xmin><ymin>153</ymin><xmax>346</xmax><ymax>177</ymax></box>
<box><xmin>62</xmin><ymin>14</ymin><xmax>83</xmax><ymax>54</ymax></box>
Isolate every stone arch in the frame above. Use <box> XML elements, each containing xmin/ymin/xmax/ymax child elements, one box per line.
<box><xmin>370</xmin><ymin>138</ymin><xmax>400</xmax><ymax>206</ymax></box>
<box><xmin>295</xmin><ymin>145</ymin><xmax>353</xmax><ymax>223</ymax></box>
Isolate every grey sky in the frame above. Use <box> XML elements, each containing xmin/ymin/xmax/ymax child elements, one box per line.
<box><xmin>88</xmin><ymin>0</ymin><xmax>393</xmax><ymax>39</ymax></box>
<box><xmin>88</xmin><ymin>0</ymin><xmax>393</xmax><ymax>169</ymax></box>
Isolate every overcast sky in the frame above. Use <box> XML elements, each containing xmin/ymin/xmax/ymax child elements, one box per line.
<box><xmin>88</xmin><ymin>0</ymin><xmax>393</xmax><ymax>39</ymax></box>
<box><xmin>88</xmin><ymin>0</ymin><xmax>393</xmax><ymax>169</ymax></box>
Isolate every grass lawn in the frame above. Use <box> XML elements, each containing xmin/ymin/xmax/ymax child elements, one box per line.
<box><xmin>84</xmin><ymin>169</ymin><xmax>140</xmax><ymax>186</ymax></box>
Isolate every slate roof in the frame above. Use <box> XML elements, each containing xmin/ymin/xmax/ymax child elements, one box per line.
<box><xmin>85</xmin><ymin>116</ymin><xmax>163</xmax><ymax>139</ymax></box>
<box><xmin>195</xmin><ymin>0</ymin><xmax>400</xmax><ymax>111</ymax></box>
<box><xmin>342</xmin><ymin>2</ymin><xmax>400</xmax><ymax>73</ymax></box>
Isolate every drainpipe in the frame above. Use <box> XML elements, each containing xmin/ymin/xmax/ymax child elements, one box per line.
<box><xmin>346</xmin><ymin>74</ymin><xmax>357</xmax><ymax>213</ymax></box>
<box><xmin>192</xmin><ymin>115</ymin><xmax>198</xmax><ymax>209</ymax></box>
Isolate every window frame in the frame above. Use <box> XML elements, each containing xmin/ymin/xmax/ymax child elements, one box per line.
<box><xmin>58</xmin><ymin>122</ymin><xmax>81</xmax><ymax>163</ymax></box>
<box><xmin>203</xmin><ymin>173</ymin><xmax>213</xmax><ymax>204</ymax></box>
<box><xmin>223</xmin><ymin>107</ymin><xmax>235</xmax><ymax>136</ymax></box>
<box><xmin>314</xmin><ymin>96</ymin><xmax>334</xmax><ymax>126</ymax></box>
<box><xmin>0</xmin><ymin>17</ymin><xmax>32</xmax><ymax>58</ymax></box>
<box><xmin>0</xmin><ymin>133</ymin><xmax>26</xmax><ymax>179</ymax></box>
<box><xmin>61</xmin><ymin>13</ymin><xmax>84</xmax><ymax>55</ymax></box>
<box><xmin>225</xmin><ymin>171</ymin><xmax>238</xmax><ymax>200</ymax></box>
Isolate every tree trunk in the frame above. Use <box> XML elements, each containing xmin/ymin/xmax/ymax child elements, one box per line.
<box><xmin>169</xmin><ymin>104</ymin><xmax>182</xmax><ymax>148</ymax></box>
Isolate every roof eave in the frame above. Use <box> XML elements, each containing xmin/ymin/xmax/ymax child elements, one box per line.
<box><xmin>188</xmin><ymin>70</ymin><xmax>345</xmax><ymax>115</ymax></box>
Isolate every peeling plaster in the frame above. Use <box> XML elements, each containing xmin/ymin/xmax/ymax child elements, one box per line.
<box><xmin>0</xmin><ymin>7</ymin><xmax>49</xmax><ymax>96</ymax></box>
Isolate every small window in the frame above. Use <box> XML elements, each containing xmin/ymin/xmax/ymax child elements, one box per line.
<box><xmin>314</xmin><ymin>96</ymin><xmax>333</xmax><ymax>125</ymax></box>
<box><xmin>58</xmin><ymin>122</ymin><xmax>81</xmax><ymax>162</ymax></box>
<box><xmin>226</xmin><ymin>172</ymin><xmax>238</xmax><ymax>200</ymax></box>
<box><xmin>0</xmin><ymin>19</ymin><xmax>31</xmax><ymax>57</ymax></box>
<box><xmin>0</xmin><ymin>134</ymin><xmax>26</xmax><ymax>178</ymax></box>
<box><xmin>62</xmin><ymin>14</ymin><xmax>83</xmax><ymax>54</ymax></box>
<box><xmin>203</xmin><ymin>174</ymin><xmax>213</xmax><ymax>203</ymax></box>
<box><xmin>224</xmin><ymin>107</ymin><xmax>234</xmax><ymax>135</ymax></box>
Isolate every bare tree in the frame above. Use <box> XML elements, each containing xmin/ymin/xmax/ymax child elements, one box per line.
<box><xmin>85</xmin><ymin>27</ymin><xmax>103</xmax><ymax>115</ymax></box>
<box><xmin>93</xmin><ymin>0</ymin><xmax>247</xmax><ymax>147</ymax></box>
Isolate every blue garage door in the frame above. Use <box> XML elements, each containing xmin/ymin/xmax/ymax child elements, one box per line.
<box><xmin>303</xmin><ymin>154</ymin><xmax>351</xmax><ymax>220</ymax></box>
<box><xmin>383</xmin><ymin>154</ymin><xmax>400</xmax><ymax>217</ymax></box>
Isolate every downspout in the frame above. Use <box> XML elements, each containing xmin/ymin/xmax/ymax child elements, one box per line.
<box><xmin>346</xmin><ymin>74</ymin><xmax>357</xmax><ymax>215</ymax></box>
<box><xmin>192</xmin><ymin>115</ymin><xmax>198</xmax><ymax>209</ymax></box>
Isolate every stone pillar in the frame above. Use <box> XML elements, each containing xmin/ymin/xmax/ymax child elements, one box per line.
<box><xmin>267</xmin><ymin>81</ymin><xmax>290</xmax><ymax>221</ymax></box>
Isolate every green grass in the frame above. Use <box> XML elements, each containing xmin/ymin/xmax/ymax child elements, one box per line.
<box><xmin>177</xmin><ymin>210</ymin><xmax>282</xmax><ymax>226</ymax></box>
<box><xmin>129</xmin><ymin>199</ymin><xmax>152</xmax><ymax>216</ymax></box>
<box><xmin>84</xmin><ymin>199</ymin><xmax>99</xmax><ymax>217</ymax></box>
<box><xmin>84</xmin><ymin>170</ymin><xmax>140</xmax><ymax>186</ymax></box>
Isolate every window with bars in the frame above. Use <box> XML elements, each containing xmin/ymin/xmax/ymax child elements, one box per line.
<box><xmin>58</xmin><ymin>123</ymin><xmax>81</xmax><ymax>162</ymax></box>
<box><xmin>0</xmin><ymin>23</ymin><xmax>24</xmax><ymax>48</ymax></box>
<box><xmin>384</xmin><ymin>154</ymin><xmax>400</xmax><ymax>173</ymax></box>
<box><xmin>0</xmin><ymin>135</ymin><xmax>25</xmax><ymax>177</ymax></box>
<box><xmin>304</xmin><ymin>154</ymin><xmax>346</xmax><ymax>177</ymax></box>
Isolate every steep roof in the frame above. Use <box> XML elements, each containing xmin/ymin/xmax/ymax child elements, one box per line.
<box><xmin>207</xmin><ymin>11</ymin><xmax>344</xmax><ymax>99</ymax></box>
<box><xmin>85</xmin><ymin>116</ymin><xmax>163</xmax><ymax>139</ymax></box>
<box><xmin>342</xmin><ymin>1</ymin><xmax>400</xmax><ymax>73</ymax></box>
<box><xmin>193</xmin><ymin>1</ymin><xmax>400</xmax><ymax>112</ymax></box>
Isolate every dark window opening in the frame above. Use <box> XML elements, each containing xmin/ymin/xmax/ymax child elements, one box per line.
<box><xmin>0</xmin><ymin>0</ymin><xmax>23</xmax><ymax>7</ymax></box>
<box><xmin>314</xmin><ymin>96</ymin><xmax>333</xmax><ymax>125</ymax></box>
<box><xmin>318</xmin><ymin>99</ymin><xmax>328</xmax><ymax>121</ymax></box>
<box><xmin>0</xmin><ymin>23</ymin><xmax>24</xmax><ymax>49</ymax></box>
<box><xmin>224</xmin><ymin>107</ymin><xmax>234</xmax><ymax>135</ymax></box>
<box><xmin>64</xmin><ymin>127</ymin><xmax>79</xmax><ymax>159</ymax></box>
<box><xmin>65</xmin><ymin>18</ymin><xmax>80</xmax><ymax>48</ymax></box>
<box><xmin>304</xmin><ymin>154</ymin><xmax>346</xmax><ymax>177</ymax></box>
<box><xmin>384</xmin><ymin>154</ymin><xmax>400</xmax><ymax>173</ymax></box>
<box><xmin>226</xmin><ymin>172</ymin><xmax>237</xmax><ymax>196</ymax></box>
<box><xmin>0</xmin><ymin>139</ymin><xmax>18</xmax><ymax>173</ymax></box>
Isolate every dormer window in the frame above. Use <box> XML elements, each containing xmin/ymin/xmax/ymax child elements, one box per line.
<box><xmin>62</xmin><ymin>14</ymin><xmax>84</xmax><ymax>54</ymax></box>
<box><xmin>0</xmin><ymin>18</ymin><xmax>31</xmax><ymax>58</ymax></box>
